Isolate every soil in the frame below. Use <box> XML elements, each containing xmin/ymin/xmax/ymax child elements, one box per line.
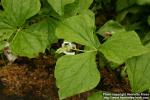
<box><xmin>0</xmin><ymin>54</ymin><xmax>58</xmax><ymax>100</ymax></box>
<box><xmin>0</xmin><ymin>51</ymin><xmax>131</xmax><ymax>100</ymax></box>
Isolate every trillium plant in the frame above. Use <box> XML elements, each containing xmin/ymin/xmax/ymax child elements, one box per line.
<box><xmin>0</xmin><ymin>0</ymin><xmax>150</xmax><ymax>99</ymax></box>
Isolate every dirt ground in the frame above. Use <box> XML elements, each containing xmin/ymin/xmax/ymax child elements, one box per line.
<box><xmin>0</xmin><ymin>51</ymin><xmax>131</xmax><ymax>100</ymax></box>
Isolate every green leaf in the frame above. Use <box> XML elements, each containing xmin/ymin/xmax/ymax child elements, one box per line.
<box><xmin>0</xmin><ymin>0</ymin><xmax>50</xmax><ymax>58</ymax></box>
<box><xmin>116</xmin><ymin>10</ymin><xmax>128</xmax><ymax>22</ymax></box>
<box><xmin>146</xmin><ymin>42</ymin><xmax>150</xmax><ymax>50</ymax></box>
<box><xmin>47</xmin><ymin>0</ymin><xmax>93</xmax><ymax>17</ymax></box>
<box><xmin>78</xmin><ymin>0</ymin><xmax>93</xmax><ymax>12</ymax></box>
<box><xmin>116</xmin><ymin>0</ymin><xmax>136</xmax><ymax>12</ymax></box>
<box><xmin>0</xmin><ymin>16</ymin><xmax>16</xmax><ymax>42</ymax></box>
<box><xmin>88</xmin><ymin>92</ymin><xmax>103</xmax><ymax>100</ymax></box>
<box><xmin>64</xmin><ymin>0</ymin><xmax>93</xmax><ymax>17</ymax></box>
<box><xmin>97</xmin><ymin>20</ymin><xmax>125</xmax><ymax>36</ymax></box>
<box><xmin>142</xmin><ymin>32</ymin><xmax>150</xmax><ymax>45</ymax></box>
<box><xmin>148</xmin><ymin>16</ymin><xmax>150</xmax><ymax>26</ymax></box>
<box><xmin>1</xmin><ymin>0</ymin><xmax>41</xmax><ymax>27</ymax></box>
<box><xmin>11</xmin><ymin>21</ymin><xmax>49</xmax><ymax>58</ymax></box>
<box><xmin>47</xmin><ymin>18</ymin><xmax>59</xmax><ymax>45</ymax></box>
<box><xmin>55</xmin><ymin>52</ymin><xmax>100</xmax><ymax>99</ymax></box>
<box><xmin>0</xmin><ymin>16</ymin><xmax>15</xmax><ymax>33</ymax></box>
<box><xmin>0</xmin><ymin>0</ymin><xmax>41</xmax><ymax>50</ymax></box>
<box><xmin>0</xmin><ymin>31</ymin><xmax>14</xmax><ymax>42</ymax></box>
<box><xmin>116</xmin><ymin>0</ymin><xmax>129</xmax><ymax>12</ymax></box>
<box><xmin>126</xmin><ymin>52</ymin><xmax>150</xmax><ymax>92</ymax></box>
<box><xmin>136</xmin><ymin>0</ymin><xmax>150</xmax><ymax>5</ymax></box>
<box><xmin>56</xmin><ymin>15</ymin><xmax>99</xmax><ymax>49</ymax></box>
<box><xmin>64</xmin><ymin>0</ymin><xmax>79</xmax><ymax>17</ymax></box>
<box><xmin>116</xmin><ymin>6</ymin><xmax>141</xmax><ymax>22</ymax></box>
<box><xmin>47</xmin><ymin>0</ymin><xmax>75</xmax><ymax>16</ymax></box>
<box><xmin>0</xmin><ymin>41</ymin><xmax>7</xmax><ymax>50</ymax></box>
<box><xmin>99</xmin><ymin>31</ymin><xmax>147</xmax><ymax>64</ymax></box>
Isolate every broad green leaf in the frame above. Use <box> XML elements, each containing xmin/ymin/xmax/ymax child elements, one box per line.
<box><xmin>78</xmin><ymin>0</ymin><xmax>93</xmax><ymax>12</ymax></box>
<box><xmin>64</xmin><ymin>0</ymin><xmax>79</xmax><ymax>17</ymax></box>
<box><xmin>41</xmin><ymin>1</ymin><xmax>61</xmax><ymax>19</ymax></box>
<box><xmin>47</xmin><ymin>18</ymin><xmax>59</xmax><ymax>45</ymax></box>
<box><xmin>99</xmin><ymin>31</ymin><xmax>147</xmax><ymax>64</ymax></box>
<box><xmin>0</xmin><ymin>0</ymin><xmax>51</xmax><ymax>58</ymax></box>
<box><xmin>0</xmin><ymin>16</ymin><xmax>15</xmax><ymax>34</ymax></box>
<box><xmin>88</xmin><ymin>92</ymin><xmax>103</xmax><ymax>100</ymax></box>
<box><xmin>126</xmin><ymin>52</ymin><xmax>150</xmax><ymax>92</ymax></box>
<box><xmin>116</xmin><ymin>6</ymin><xmax>141</xmax><ymax>22</ymax></box>
<box><xmin>0</xmin><ymin>16</ymin><xmax>16</xmax><ymax>42</ymax></box>
<box><xmin>142</xmin><ymin>32</ymin><xmax>150</xmax><ymax>45</ymax></box>
<box><xmin>0</xmin><ymin>31</ymin><xmax>14</xmax><ymax>42</ymax></box>
<box><xmin>47</xmin><ymin>0</ymin><xmax>75</xmax><ymax>16</ymax></box>
<box><xmin>1</xmin><ymin>0</ymin><xmax>41</xmax><ymax>27</ymax></box>
<box><xmin>64</xmin><ymin>0</ymin><xmax>93</xmax><ymax>17</ymax></box>
<box><xmin>146</xmin><ymin>42</ymin><xmax>150</xmax><ymax>50</ymax></box>
<box><xmin>97</xmin><ymin>20</ymin><xmax>125</xmax><ymax>36</ymax></box>
<box><xmin>116</xmin><ymin>0</ymin><xmax>136</xmax><ymax>12</ymax></box>
<box><xmin>136</xmin><ymin>0</ymin><xmax>150</xmax><ymax>5</ymax></box>
<box><xmin>11</xmin><ymin>21</ymin><xmax>49</xmax><ymax>58</ymax></box>
<box><xmin>0</xmin><ymin>41</ymin><xmax>7</xmax><ymax>50</ymax></box>
<box><xmin>0</xmin><ymin>0</ymin><xmax>41</xmax><ymax>51</ymax></box>
<box><xmin>116</xmin><ymin>11</ymin><xmax>128</xmax><ymax>22</ymax></box>
<box><xmin>56</xmin><ymin>15</ymin><xmax>99</xmax><ymax>49</ymax></box>
<box><xmin>55</xmin><ymin>52</ymin><xmax>100</xmax><ymax>99</ymax></box>
<box><xmin>47</xmin><ymin>0</ymin><xmax>93</xmax><ymax>17</ymax></box>
<box><xmin>0</xmin><ymin>18</ymin><xmax>15</xmax><ymax>51</ymax></box>
<box><xmin>79</xmin><ymin>9</ymin><xmax>95</xmax><ymax>18</ymax></box>
<box><xmin>116</xmin><ymin>0</ymin><xmax>129</xmax><ymax>12</ymax></box>
<box><xmin>125</xmin><ymin>22</ymin><xmax>142</xmax><ymax>31</ymax></box>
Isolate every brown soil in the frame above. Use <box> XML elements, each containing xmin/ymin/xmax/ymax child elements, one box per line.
<box><xmin>99</xmin><ymin>67</ymin><xmax>131</xmax><ymax>93</ymax></box>
<box><xmin>0</xmin><ymin>53</ymin><xmax>131</xmax><ymax>100</ymax></box>
<box><xmin>0</xmin><ymin>54</ymin><xmax>58</xmax><ymax>100</ymax></box>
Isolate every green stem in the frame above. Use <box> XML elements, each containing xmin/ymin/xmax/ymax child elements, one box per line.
<box><xmin>121</xmin><ymin>65</ymin><xmax>127</xmax><ymax>77</ymax></box>
<box><xmin>8</xmin><ymin>27</ymin><xmax>22</xmax><ymax>42</ymax></box>
<box><xmin>123</xmin><ymin>65</ymin><xmax>127</xmax><ymax>72</ymax></box>
<box><xmin>72</xmin><ymin>48</ymin><xmax>97</xmax><ymax>53</ymax></box>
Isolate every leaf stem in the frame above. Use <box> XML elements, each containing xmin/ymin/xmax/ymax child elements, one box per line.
<box><xmin>72</xmin><ymin>48</ymin><xmax>97</xmax><ymax>53</ymax></box>
<box><xmin>9</xmin><ymin>27</ymin><xmax>22</xmax><ymax>43</ymax></box>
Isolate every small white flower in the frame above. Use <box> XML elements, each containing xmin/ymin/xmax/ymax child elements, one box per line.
<box><xmin>3</xmin><ymin>42</ymin><xmax>17</xmax><ymax>63</ymax></box>
<box><xmin>56</xmin><ymin>41</ymin><xmax>76</xmax><ymax>55</ymax></box>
